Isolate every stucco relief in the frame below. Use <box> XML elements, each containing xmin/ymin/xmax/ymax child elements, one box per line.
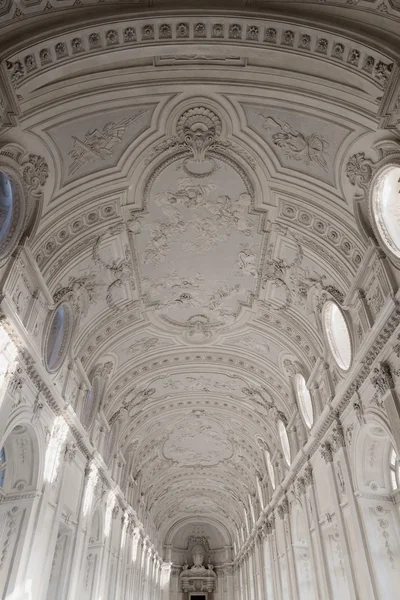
<box><xmin>48</xmin><ymin>106</ymin><xmax>155</xmax><ymax>184</ymax></box>
<box><xmin>162</xmin><ymin>417</ymin><xmax>234</xmax><ymax>467</ymax></box>
<box><xmin>243</xmin><ymin>104</ymin><xmax>351</xmax><ymax>184</ymax></box>
<box><xmin>135</xmin><ymin>154</ymin><xmax>262</xmax><ymax>329</ymax></box>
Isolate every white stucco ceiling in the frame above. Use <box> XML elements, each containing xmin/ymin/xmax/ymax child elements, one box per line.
<box><xmin>1</xmin><ymin>0</ymin><xmax>399</xmax><ymax>551</ymax></box>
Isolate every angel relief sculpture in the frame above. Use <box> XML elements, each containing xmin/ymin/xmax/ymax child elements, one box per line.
<box><xmin>67</xmin><ymin>112</ymin><xmax>146</xmax><ymax>176</ymax></box>
<box><xmin>259</xmin><ymin>115</ymin><xmax>329</xmax><ymax>172</ymax></box>
<box><xmin>261</xmin><ymin>226</ymin><xmax>340</xmax><ymax>312</ymax></box>
<box><xmin>144</xmin><ymin>178</ymin><xmax>254</xmax><ymax>265</ymax></box>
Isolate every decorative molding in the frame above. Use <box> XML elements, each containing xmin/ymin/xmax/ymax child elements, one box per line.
<box><xmin>2</xmin><ymin>18</ymin><xmax>394</xmax><ymax>93</ymax></box>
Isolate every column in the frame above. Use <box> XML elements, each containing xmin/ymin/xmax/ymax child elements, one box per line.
<box><xmin>261</xmin><ymin>521</ymin><xmax>275</xmax><ymax>599</ymax></box>
<box><xmin>278</xmin><ymin>496</ymin><xmax>299</xmax><ymax>600</ymax></box>
<box><xmin>331</xmin><ymin>416</ymin><xmax>379</xmax><ymax>599</ymax></box>
<box><xmin>295</xmin><ymin>476</ymin><xmax>321</xmax><ymax>600</ymax></box>
<box><xmin>65</xmin><ymin>460</ymin><xmax>97</xmax><ymax>600</ymax></box>
<box><xmin>21</xmin><ymin>422</ymin><xmax>70</xmax><ymax>598</ymax></box>
<box><xmin>303</xmin><ymin>463</ymin><xmax>332</xmax><ymax>600</ymax></box>
<box><xmin>320</xmin><ymin>440</ymin><xmax>358</xmax><ymax>599</ymax></box>
<box><xmin>226</xmin><ymin>564</ymin><xmax>234</xmax><ymax>599</ymax></box>
<box><xmin>254</xmin><ymin>535</ymin><xmax>265</xmax><ymax>600</ymax></box>
<box><xmin>270</xmin><ymin>513</ymin><xmax>283</xmax><ymax>600</ymax></box>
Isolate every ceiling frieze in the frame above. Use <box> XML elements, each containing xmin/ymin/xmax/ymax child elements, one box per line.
<box><xmin>2</xmin><ymin>16</ymin><xmax>395</xmax><ymax>98</ymax></box>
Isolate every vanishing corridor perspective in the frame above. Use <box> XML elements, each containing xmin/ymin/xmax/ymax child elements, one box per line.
<box><xmin>0</xmin><ymin>1</ymin><xmax>400</xmax><ymax>599</ymax></box>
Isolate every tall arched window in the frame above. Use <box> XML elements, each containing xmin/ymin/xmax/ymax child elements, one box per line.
<box><xmin>0</xmin><ymin>447</ymin><xmax>6</xmax><ymax>488</ymax></box>
<box><xmin>371</xmin><ymin>164</ymin><xmax>400</xmax><ymax>258</ymax></box>
<box><xmin>45</xmin><ymin>303</ymin><xmax>71</xmax><ymax>372</ymax></box>
<box><xmin>82</xmin><ymin>388</ymin><xmax>94</xmax><ymax>429</ymax></box>
<box><xmin>265</xmin><ymin>449</ymin><xmax>276</xmax><ymax>489</ymax></box>
<box><xmin>322</xmin><ymin>300</ymin><xmax>352</xmax><ymax>371</ymax></box>
<box><xmin>105</xmin><ymin>427</ymin><xmax>115</xmax><ymax>467</ymax></box>
<box><xmin>0</xmin><ymin>172</ymin><xmax>13</xmax><ymax>246</ymax></box>
<box><xmin>389</xmin><ymin>447</ymin><xmax>399</xmax><ymax>492</ymax></box>
<box><xmin>295</xmin><ymin>373</ymin><xmax>314</xmax><ymax>428</ymax></box>
<box><xmin>278</xmin><ymin>420</ymin><xmax>291</xmax><ymax>465</ymax></box>
<box><xmin>0</xmin><ymin>168</ymin><xmax>28</xmax><ymax>260</ymax></box>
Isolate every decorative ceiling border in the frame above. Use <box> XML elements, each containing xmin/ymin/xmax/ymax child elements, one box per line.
<box><xmin>3</xmin><ymin>18</ymin><xmax>395</xmax><ymax>92</ymax></box>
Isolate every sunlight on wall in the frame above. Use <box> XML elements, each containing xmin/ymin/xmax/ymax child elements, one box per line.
<box><xmin>120</xmin><ymin>513</ymin><xmax>128</xmax><ymax>549</ymax></box>
<box><xmin>83</xmin><ymin>463</ymin><xmax>99</xmax><ymax>516</ymax></box>
<box><xmin>161</xmin><ymin>563</ymin><xmax>172</xmax><ymax>589</ymax></box>
<box><xmin>0</xmin><ymin>326</ymin><xmax>18</xmax><ymax>400</ymax></box>
<box><xmin>132</xmin><ymin>532</ymin><xmax>139</xmax><ymax>562</ymax></box>
<box><xmin>105</xmin><ymin>490</ymin><xmax>116</xmax><ymax>537</ymax></box>
<box><xmin>44</xmin><ymin>416</ymin><xmax>69</xmax><ymax>483</ymax></box>
<box><xmin>5</xmin><ymin>578</ymin><xmax>32</xmax><ymax>600</ymax></box>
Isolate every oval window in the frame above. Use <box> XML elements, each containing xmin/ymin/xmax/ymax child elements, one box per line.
<box><xmin>45</xmin><ymin>304</ymin><xmax>70</xmax><ymax>372</ymax></box>
<box><xmin>0</xmin><ymin>172</ymin><xmax>13</xmax><ymax>248</ymax></box>
<box><xmin>371</xmin><ymin>165</ymin><xmax>400</xmax><ymax>258</ymax></box>
<box><xmin>265</xmin><ymin>450</ymin><xmax>276</xmax><ymax>489</ymax></box>
<box><xmin>323</xmin><ymin>301</ymin><xmax>352</xmax><ymax>371</ymax></box>
<box><xmin>295</xmin><ymin>373</ymin><xmax>314</xmax><ymax>428</ymax></box>
<box><xmin>278</xmin><ymin>420</ymin><xmax>291</xmax><ymax>465</ymax></box>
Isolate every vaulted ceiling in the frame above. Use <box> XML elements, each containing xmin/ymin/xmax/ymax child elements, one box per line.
<box><xmin>1</xmin><ymin>0</ymin><xmax>399</xmax><ymax>551</ymax></box>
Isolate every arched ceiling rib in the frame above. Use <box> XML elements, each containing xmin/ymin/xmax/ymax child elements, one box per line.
<box><xmin>2</xmin><ymin>4</ymin><xmax>398</xmax><ymax>550</ymax></box>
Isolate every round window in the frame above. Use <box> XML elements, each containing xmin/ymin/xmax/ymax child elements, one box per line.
<box><xmin>295</xmin><ymin>373</ymin><xmax>314</xmax><ymax>428</ymax></box>
<box><xmin>371</xmin><ymin>165</ymin><xmax>400</xmax><ymax>258</ymax></box>
<box><xmin>45</xmin><ymin>304</ymin><xmax>71</xmax><ymax>372</ymax></box>
<box><xmin>278</xmin><ymin>420</ymin><xmax>291</xmax><ymax>465</ymax></box>
<box><xmin>322</xmin><ymin>301</ymin><xmax>352</xmax><ymax>371</ymax></box>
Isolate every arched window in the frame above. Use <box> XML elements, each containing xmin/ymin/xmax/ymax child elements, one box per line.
<box><xmin>265</xmin><ymin>449</ymin><xmax>276</xmax><ymax>489</ymax></box>
<box><xmin>45</xmin><ymin>304</ymin><xmax>71</xmax><ymax>372</ymax></box>
<box><xmin>256</xmin><ymin>477</ymin><xmax>264</xmax><ymax>509</ymax></box>
<box><xmin>322</xmin><ymin>300</ymin><xmax>352</xmax><ymax>371</ymax></box>
<box><xmin>295</xmin><ymin>373</ymin><xmax>314</xmax><ymax>428</ymax></box>
<box><xmin>389</xmin><ymin>447</ymin><xmax>399</xmax><ymax>492</ymax></box>
<box><xmin>82</xmin><ymin>386</ymin><xmax>96</xmax><ymax>429</ymax></box>
<box><xmin>0</xmin><ymin>447</ymin><xmax>6</xmax><ymax>488</ymax></box>
<box><xmin>0</xmin><ymin>169</ymin><xmax>27</xmax><ymax>260</ymax></box>
<box><xmin>0</xmin><ymin>172</ymin><xmax>13</xmax><ymax>246</ymax></box>
<box><xmin>105</xmin><ymin>427</ymin><xmax>115</xmax><ymax>466</ymax></box>
<box><xmin>371</xmin><ymin>164</ymin><xmax>400</xmax><ymax>258</ymax></box>
<box><xmin>278</xmin><ymin>419</ymin><xmax>291</xmax><ymax>465</ymax></box>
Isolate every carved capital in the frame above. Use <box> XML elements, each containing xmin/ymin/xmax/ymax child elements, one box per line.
<box><xmin>320</xmin><ymin>440</ymin><xmax>333</xmax><ymax>463</ymax></box>
<box><xmin>371</xmin><ymin>362</ymin><xmax>394</xmax><ymax>395</ymax></box>
<box><xmin>64</xmin><ymin>442</ymin><xmax>77</xmax><ymax>463</ymax></box>
<box><xmin>304</xmin><ymin>462</ymin><xmax>314</xmax><ymax>486</ymax></box>
<box><xmin>277</xmin><ymin>496</ymin><xmax>289</xmax><ymax>519</ymax></box>
<box><xmin>296</xmin><ymin>476</ymin><xmax>306</xmax><ymax>495</ymax></box>
<box><xmin>331</xmin><ymin>414</ymin><xmax>345</xmax><ymax>453</ymax></box>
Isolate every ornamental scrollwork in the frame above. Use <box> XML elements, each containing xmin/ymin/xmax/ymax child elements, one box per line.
<box><xmin>22</xmin><ymin>154</ymin><xmax>49</xmax><ymax>193</ymax></box>
<box><xmin>345</xmin><ymin>152</ymin><xmax>374</xmax><ymax>192</ymax></box>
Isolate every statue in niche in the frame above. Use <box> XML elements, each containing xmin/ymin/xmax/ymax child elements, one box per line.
<box><xmin>191</xmin><ymin>544</ymin><xmax>206</xmax><ymax>573</ymax></box>
<box><xmin>180</xmin><ymin>542</ymin><xmax>217</xmax><ymax>593</ymax></box>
